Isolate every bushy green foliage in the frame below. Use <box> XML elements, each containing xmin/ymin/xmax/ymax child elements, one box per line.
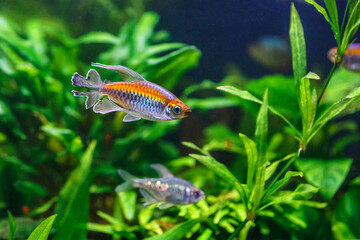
<box><xmin>0</xmin><ymin>0</ymin><xmax>360</xmax><ymax>240</ymax></box>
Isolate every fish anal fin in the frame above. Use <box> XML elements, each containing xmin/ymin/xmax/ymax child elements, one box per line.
<box><xmin>139</xmin><ymin>189</ymin><xmax>158</xmax><ymax>206</ymax></box>
<box><xmin>123</xmin><ymin>113</ymin><xmax>141</xmax><ymax>122</ymax></box>
<box><xmin>93</xmin><ymin>98</ymin><xmax>124</xmax><ymax>114</ymax></box>
<box><xmin>158</xmin><ymin>203</ymin><xmax>175</xmax><ymax>209</ymax></box>
<box><xmin>150</xmin><ymin>164</ymin><xmax>174</xmax><ymax>178</ymax></box>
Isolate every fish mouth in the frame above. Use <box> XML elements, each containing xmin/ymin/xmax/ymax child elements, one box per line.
<box><xmin>184</xmin><ymin>109</ymin><xmax>192</xmax><ymax>116</ymax></box>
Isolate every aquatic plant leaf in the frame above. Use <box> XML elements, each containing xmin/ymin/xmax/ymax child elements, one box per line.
<box><xmin>332</xmin><ymin>222</ymin><xmax>357</xmax><ymax>240</ymax></box>
<box><xmin>332</xmin><ymin>184</ymin><xmax>360</xmax><ymax>238</ymax></box>
<box><xmin>144</xmin><ymin>219</ymin><xmax>202</xmax><ymax>240</ymax></box>
<box><xmin>255</xmin><ymin>89</ymin><xmax>268</xmax><ymax>165</ymax></box>
<box><xmin>29</xmin><ymin>197</ymin><xmax>58</xmax><ymax>217</ymax></box>
<box><xmin>250</xmin><ymin>166</ymin><xmax>266</xmax><ymax>211</ymax></box>
<box><xmin>323</xmin><ymin>0</ymin><xmax>340</xmax><ymax>40</ymax></box>
<box><xmin>53</xmin><ymin>141</ymin><xmax>96</xmax><ymax>240</ymax></box>
<box><xmin>265</xmin><ymin>153</ymin><xmax>296</xmax><ymax>181</ymax></box>
<box><xmin>187</xmin><ymin>97</ymin><xmax>240</xmax><ymax>111</ymax></box>
<box><xmin>76</xmin><ymin>32</ymin><xmax>119</xmax><ymax>44</ymax></box>
<box><xmin>263</xmin><ymin>171</ymin><xmax>303</xmax><ymax>203</ymax></box>
<box><xmin>188</xmin><ymin>154</ymin><xmax>239</xmax><ymax>185</ymax></box>
<box><xmin>197</xmin><ymin>228</ymin><xmax>213</xmax><ymax>240</ymax></box>
<box><xmin>304</xmin><ymin>0</ymin><xmax>331</xmax><ymax>24</ymax></box>
<box><xmin>289</xmin><ymin>4</ymin><xmax>307</xmax><ymax>97</ymax></box>
<box><xmin>27</xmin><ymin>215</ymin><xmax>57</xmax><ymax>240</ymax></box>
<box><xmin>239</xmin><ymin>133</ymin><xmax>258</xmax><ymax>189</ymax></box>
<box><xmin>146</xmin><ymin>46</ymin><xmax>201</xmax><ymax>90</ymax></box>
<box><xmin>145</xmin><ymin>42</ymin><xmax>185</xmax><ymax>57</ymax></box>
<box><xmin>7</xmin><ymin>211</ymin><xmax>16</xmax><ymax>240</ymax></box>
<box><xmin>217</xmin><ymin>86</ymin><xmax>300</xmax><ymax>137</ymax></box>
<box><xmin>118</xmin><ymin>191</ymin><xmax>137</xmax><ymax>221</ymax></box>
<box><xmin>299</xmin><ymin>74</ymin><xmax>317</xmax><ymax>140</ymax></box>
<box><xmin>14</xmin><ymin>181</ymin><xmax>48</xmax><ymax>197</ymax></box>
<box><xmin>340</xmin><ymin>0</ymin><xmax>360</xmax><ymax>54</ymax></box>
<box><xmin>295</xmin><ymin>158</ymin><xmax>352</xmax><ymax>200</ymax></box>
<box><xmin>309</xmin><ymin>86</ymin><xmax>360</xmax><ymax>142</ymax></box>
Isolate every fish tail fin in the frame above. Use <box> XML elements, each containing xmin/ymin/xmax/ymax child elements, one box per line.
<box><xmin>71</xmin><ymin>69</ymin><xmax>103</xmax><ymax>109</ymax></box>
<box><xmin>115</xmin><ymin>169</ymin><xmax>137</xmax><ymax>192</ymax></box>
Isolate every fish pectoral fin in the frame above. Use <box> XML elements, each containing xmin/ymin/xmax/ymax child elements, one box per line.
<box><xmin>158</xmin><ymin>203</ymin><xmax>175</xmax><ymax>209</ymax></box>
<box><xmin>93</xmin><ymin>98</ymin><xmax>124</xmax><ymax>114</ymax></box>
<box><xmin>139</xmin><ymin>189</ymin><xmax>157</xmax><ymax>206</ymax></box>
<box><xmin>123</xmin><ymin>113</ymin><xmax>141</xmax><ymax>122</ymax></box>
<box><xmin>91</xmin><ymin>62</ymin><xmax>147</xmax><ymax>82</ymax></box>
<box><xmin>150</xmin><ymin>164</ymin><xmax>174</xmax><ymax>178</ymax></box>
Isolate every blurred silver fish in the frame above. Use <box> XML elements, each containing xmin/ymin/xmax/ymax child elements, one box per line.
<box><xmin>116</xmin><ymin>164</ymin><xmax>205</xmax><ymax>209</ymax></box>
<box><xmin>328</xmin><ymin>44</ymin><xmax>360</xmax><ymax>72</ymax></box>
<box><xmin>248</xmin><ymin>35</ymin><xmax>291</xmax><ymax>72</ymax></box>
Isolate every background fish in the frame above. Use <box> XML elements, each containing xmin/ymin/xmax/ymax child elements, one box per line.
<box><xmin>328</xmin><ymin>44</ymin><xmax>360</xmax><ymax>72</ymax></box>
<box><xmin>116</xmin><ymin>164</ymin><xmax>205</xmax><ymax>209</ymax></box>
<box><xmin>71</xmin><ymin>63</ymin><xmax>191</xmax><ymax>122</ymax></box>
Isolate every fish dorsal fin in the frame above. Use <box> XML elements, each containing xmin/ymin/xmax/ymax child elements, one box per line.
<box><xmin>93</xmin><ymin>97</ymin><xmax>124</xmax><ymax>114</ymax></box>
<box><xmin>150</xmin><ymin>164</ymin><xmax>174</xmax><ymax>178</ymax></box>
<box><xmin>139</xmin><ymin>189</ymin><xmax>157</xmax><ymax>206</ymax></box>
<box><xmin>91</xmin><ymin>62</ymin><xmax>147</xmax><ymax>82</ymax></box>
<box><xmin>123</xmin><ymin>113</ymin><xmax>141</xmax><ymax>122</ymax></box>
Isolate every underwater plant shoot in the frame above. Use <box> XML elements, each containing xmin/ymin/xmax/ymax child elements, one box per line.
<box><xmin>0</xmin><ymin>0</ymin><xmax>360</xmax><ymax>240</ymax></box>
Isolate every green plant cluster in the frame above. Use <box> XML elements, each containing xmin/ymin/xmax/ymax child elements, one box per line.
<box><xmin>0</xmin><ymin>0</ymin><xmax>360</xmax><ymax>239</ymax></box>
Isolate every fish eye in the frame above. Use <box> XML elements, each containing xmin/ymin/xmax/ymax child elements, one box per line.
<box><xmin>173</xmin><ymin>105</ymin><xmax>182</xmax><ymax>114</ymax></box>
<box><xmin>194</xmin><ymin>191</ymin><xmax>200</xmax><ymax>197</ymax></box>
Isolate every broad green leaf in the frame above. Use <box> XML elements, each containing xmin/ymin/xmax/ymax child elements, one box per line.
<box><xmin>139</xmin><ymin>205</ymin><xmax>156</xmax><ymax>226</ymax></box>
<box><xmin>53</xmin><ymin>141</ymin><xmax>96</xmax><ymax>240</ymax></box>
<box><xmin>118</xmin><ymin>191</ymin><xmax>137</xmax><ymax>221</ymax></box>
<box><xmin>217</xmin><ymin>86</ymin><xmax>300</xmax><ymax>137</ymax></box>
<box><xmin>332</xmin><ymin>185</ymin><xmax>360</xmax><ymax>238</ymax></box>
<box><xmin>295</xmin><ymin>158</ymin><xmax>352</xmax><ymax>199</ymax></box>
<box><xmin>27</xmin><ymin>215</ymin><xmax>57</xmax><ymax>240</ymax></box>
<box><xmin>332</xmin><ymin>222</ymin><xmax>357</xmax><ymax>240</ymax></box>
<box><xmin>289</xmin><ymin>4</ymin><xmax>307</xmax><ymax>95</ymax></box>
<box><xmin>239</xmin><ymin>133</ymin><xmax>258</xmax><ymax>189</ymax></box>
<box><xmin>144</xmin><ymin>219</ymin><xmax>202</xmax><ymax>240</ymax></box>
<box><xmin>255</xmin><ymin>89</ymin><xmax>268</xmax><ymax>165</ymax></box>
<box><xmin>76</xmin><ymin>32</ymin><xmax>118</xmax><ymax>44</ymax></box>
<box><xmin>7</xmin><ymin>211</ymin><xmax>16</xmax><ymax>240</ymax></box>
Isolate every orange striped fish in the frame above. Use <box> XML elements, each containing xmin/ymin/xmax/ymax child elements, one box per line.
<box><xmin>71</xmin><ymin>63</ymin><xmax>191</xmax><ymax>122</ymax></box>
<box><xmin>328</xmin><ymin>43</ymin><xmax>360</xmax><ymax>72</ymax></box>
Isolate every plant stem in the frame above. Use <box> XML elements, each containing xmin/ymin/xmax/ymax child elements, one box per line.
<box><xmin>316</xmin><ymin>62</ymin><xmax>338</xmax><ymax>106</ymax></box>
<box><xmin>227</xmin><ymin>221</ymin><xmax>246</xmax><ymax>240</ymax></box>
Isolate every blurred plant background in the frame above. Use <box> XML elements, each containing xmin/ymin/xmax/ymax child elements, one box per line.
<box><xmin>0</xmin><ymin>0</ymin><xmax>360</xmax><ymax>239</ymax></box>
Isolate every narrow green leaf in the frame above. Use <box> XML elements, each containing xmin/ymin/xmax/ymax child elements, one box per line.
<box><xmin>265</xmin><ymin>153</ymin><xmax>296</xmax><ymax>181</ymax></box>
<box><xmin>324</xmin><ymin>0</ymin><xmax>340</xmax><ymax>38</ymax></box>
<box><xmin>289</xmin><ymin>3</ymin><xmax>307</xmax><ymax>95</ymax></box>
<box><xmin>76</xmin><ymin>32</ymin><xmax>118</xmax><ymax>44</ymax></box>
<box><xmin>29</xmin><ymin>197</ymin><xmax>58</xmax><ymax>217</ymax></box>
<box><xmin>309</xmin><ymin>86</ymin><xmax>360</xmax><ymax>142</ymax></box>
<box><xmin>295</xmin><ymin>158</ymin><xmax>352</xmax><ymax>199</ymax></box>
<box><xmin>217</xmin><ymin>86</ymin><xmax>262</xmax><ymax>104</ymax></box>
<box><xmin>255</xmin><ymin>89</ymin><xmax>268</xmax><ymax>165</ymax></box>
<box><xmin>189</xmin><ymin>154</ymin><xmax>239</xmax><ymax>185</ymax></box>
<box><xmin>145</xmin><ymin>43</ymin><xmax>185</xmax><ymax>57</ymax></box>
<box><xmin>53</xmin><ymin>141</ymin><xmax>97</xmax><ymax>240</ymax></box>
<box><xmin>341</xmin><ymin>0</ymin><xmax>360</xmax><ymax>52</ymax></box>
<box><xmin>250</xmin><ymin>166</ymin><xmax>266</xmax><ymax>211</ymax></box>
<box><xmin>299</xmin><ymin>75</ymin><xmax>316</xmax><ymax>139</ymax></box>
<box><xmin>27</xmin><ymin>215</ymin><xmax>57</xmax><ymax>240</ymax></box>
<box><xmin>263</xmin><ymin>171</ymin><xmax>303</xmax><ymax>201</ymax></box>
<box><xmin>217</xmin><ymin>86</ymin><xmax>300</xmax><ymax>137</ymax></box>
<box><xmin>144</xmin><ymin>219</ymin><xmax>202</xmax><ymax>240</ymax></box>
<box><xmin>7</xmin><ymin>211</ymin><xmax>16</xmax><ymax>240</ymax></box>
<box><xmin>304</xmin><ymin>0</ymin><xmax>331</xmax><ymax>24</ymax></box>
<box><xmin>182</xmin><ymin>141</ymin><xmax>208</xmax><ymax>155</ymax></box>
<box><xmin>239</xmin><ymin>133</ymin><xmax>258</xmax><ymax>189</ymax></box>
